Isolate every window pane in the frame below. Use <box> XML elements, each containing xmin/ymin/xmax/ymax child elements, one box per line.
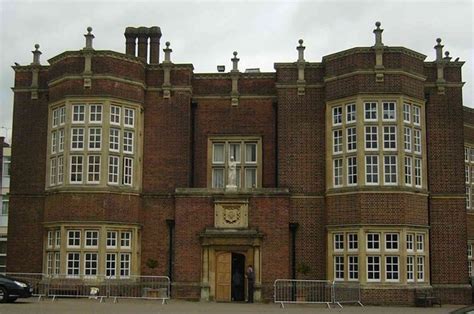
<box><xmin>213</xmin><ymin>144</ymin><xmax>224</xmax><ymax>163</ymax></box>
<box><xmin>245</xmin><ymin>144</ymin><xmax>257</xmax><ymax>163</ymax></box>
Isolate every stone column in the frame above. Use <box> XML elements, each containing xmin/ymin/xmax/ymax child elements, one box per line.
<box><xmin>201</xmin><ymin>246</ymin><xmax>210</xmax><ymax>301</ymax></box>
<box><xmin>373</xmin><ymin>21</ymin><xmax>385</xmax><ymax>82</ymax></box>
<box><xmin>230</xmin><ymin>51</ymin><xmax>240</xmax><ymax>106</ymax></box>
<box><xmin>253</xmin><ymin>246</ymin><xmax>261</xmax><ymax>302</ymax></box>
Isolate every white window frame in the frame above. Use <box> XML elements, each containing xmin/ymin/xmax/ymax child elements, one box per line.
<box><xmin>416</xmin><ymin>256</ymin><xmax>425</xmax><ymax>282</ymax></box>
<box><xmin>334</xmin><ymin>233</ymin><xmax>344</xmax><ymax>252</ymax></box>
<box><xmin>47</xmin><ymin>231</ymin><xmax>54</xmax><ymax>248</ymax></box>
<box><xmin>333</xmin><ymin>129</ymin><xmax>343</xmax><ymax>154</ymax></box>
<box><xmin>384</xmin><ymin>155</ymin><xmax>398</xmax><ymax>185</ymax></box>
<box><xmin>58</xmin><ymin>156</ymin><xmax>64</xmax><ymax>184</ymax></box>
<box><xmin>364</xmin><ymin>126</ymin><xmax>378</xmax><ymax>151</ymax></box>
<box><xmin>382</xmin><ymin>101</ymin><xmax>396</xmax><ymax>121</ymax></box>
<box><xmin>110</xmin><ymin>105</ymin><xmax>121</xmax><ymax>125</ymax></box>
<box><xmin>406</xmin><ymin>234</ymin><xmax>414</xmax><ymax>252</ymax></box>
<box><xmin>52</xmin><ymin>108</ymin><xmax>59</xmax><ymax>127</ymax></box>
<box><xmin>413</xmin><ymin>106</ymin><xmax>421</xmax><ymax>125</ymax></box>
<box><xmin>366</xmin><ymin>255</ymin><xmax>381</xmax><ymax>282</ymax></box>
<box><xmin>403</xmin><ymin>103</ymin><xmax>411</xmax><ymax>123</ymax></box>
<box><xmin>87</xmin><ymin>155</ymin><xmax>101</xmax><ymax>184</ymax></box>
<box><xmin>106</xmin><ymin>253</ymin><xmax>117</xmax><ymax>278</ymax></box>
<box><xmin>347</xmin><ymin>156</ymin><xmax>357</xmax><ymax>186</ymax></box>
<box><xmin>383</xmin><ymin>126</ymin><xmax>397</xmax><ymax>150</ymax></box>
<box><xmin>107</xmin><ymin>231</ymin><xmax>117</xmax><ymax>249</ymax></box>
<box><xmin>405</xmin><ymin>156</ymin><xmax>412</xmax><ymax>186</ymax></box>
<box><xmin>332</xmin><ymin>106</ymin><xmax>342</xmax><ymax>126</ymax></box>
<box><xmin>347</xmin><ymin>233</ymin><xmax>358</xmax><ymax>251</ymax></box>
<box><xmin>365</xmin><ymin>155</ymin><xmax>379</xmax><ymax>185</ymax></box>
<box><xmin>367</xmin><ymin>233</ymin><xmax>380</xmax><ymax>251</ymax></box>
<box><xmin>385</xmin><ymin>233</ymin><xmax>399</xmax><ymax>251</ymax></box>
<box><xmin>123</xmin><ymin>157</ymin><xmax>133</xmax><ymax>186</ymax></box>
<box><xmin>72</xmin><ymin>104</ymin><xmax>85</xmax><ymax>124</ymax></box>
<box><xmin>407</xmin><ymin>255</ymin><xmax>415</xmax><ymax>282</ymax></box>
<box><xmin>109</xmin><ymin>129</ymin><xmax>120</xmax><ymax>152</ymax></box>
<box><xmin>88</xmin><ymin>128</ymin><xmax>102</xmax><ymax>151</ymax></box>
<box><xmin>89</xmin><ymin>104</ymin><xmax>102</xmax><ymax>123</ymax></box>
<box><xmin>466</xmin><ymin>147</ymin><xmax>470</xmax><ymax>162</ymax></box>
<box><xmin>67</xmin><ymin>252</ymin><xmax>80</xmax><ymax>277</ymax></box>
<box><xmin>71</xmin><ymin>128</ymin><xmax>85</xmax><ymax>151</ymax></box>
<box><xmin>67</xmin><ymin>230</ymin><xmax>81</xmax><ymax>248</ymax></box>
<box><xmin>333</xmin><ymin>159</ymin><xmax>343</xmax><ymax>187</ymax></box>
<box><xmin>404</xmin><ymin>127</ymin><xmax>412</xmax><ymax>152</ymax></box>
<box><xmin>467</xmin><ymin>187</ymin><xmax>471</xmax><ymax>209</ymax></box>
<box><xmin>346</xmin><ymin>103</ymin><xmax>356</xmax><ymax>124</ymax></box>
<box><xmin>59</xmin><ymin>106</ymin><xmax>66</xmax><ymax>125</ymax></box>
<box><xmin>346</xmin><ymin>127</ymin><xmax>357</xmax><ymax>152</ymax></box>
<box><xmin>70</xmin><ymin>155</ymin><xmax>83</xmax><ymax>184</ymax></box>
<box><xmin>120</xmin><ymin>253</ymin><xmax>131</xmax><ymax>278</ymax></box>
<box><xmin>414</xmin><ymin>158</ymin><xmax>422</xmax><ymax>188</ymax></box>
<box><xmin>123</xmin><ymin>131</ymin><xmax>134</xmax><ymax>154</ymax></box>
<box><xmin>51</xmin><ymin>131</ymin><xmax>58</xmax><ymax>154</ymax></box>
<box><xmin>108</xmin><ymin>156</ymin><xmax>120</xmax><ymax>185</ymax></box>
<box><xmin>245</xmin><ymin>143</ymin><xmax>257</xmax><ymax>164</ymax></box>
<box><xmin>85</xmin><ymin>230</ymin><xmax>99</xmax><ymax>248</ymax></box>
<box><xmin>416</xmin><ymin>234</ymin><xmax>424</xmax><ymax>252</ymax></box>
<box><xmin>55</xmin><ymin>230</ymin><xmax>61</xmax><ymax>248</ymax></box>
<box><xmin>50</xmin><ymin>158</ymin><xmax>57</xmax><ymax>186</ymax></box>
<box><xmin>364</xmin><ymin>102</ymin><xmax>377</xmax><ymax>121</ymax></box>
<box><xmin>385</xmin><ymin>256</ymin><xmax>399</xmax><ymax>282</ymax></box>
<box><xmin>414</xmin><ymin>129</ymin><xmax>422</xmax><ymax>154</ymax></box>
<box><xmin>47</xmin><ymin>252</ymin><xmax>54</xmax><ymax>275</ymax></box>
<box><xmin>84</xmin><ymin>252</ymin><xmax>98</xmax><ymax>277</ymax></box>
<box><xmin>58</xmin><ymin>129</ymin><xmax>65</xmax><ymax>152</ymax></box>
<box><xmin>124</xmin><ymin>108</ymin><xmax>135</xmax><ymax>127</ymax></box>
<box><xmin>334</xmin><ymin>256</ymin><xmax>344</xmax><ymax>281</ymax></box>
<box><xmin>348</xmin><ymin>255</ymin><xmax>359</xmax><ymax>281</ymax></box>
<box><xmin>120</xmin><ymin>232</ymin><xmax>131</xmax><ymax>249</ymax></box>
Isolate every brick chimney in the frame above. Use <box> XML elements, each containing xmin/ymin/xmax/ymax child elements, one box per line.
<box><xmin>124</xmin><ymin>26</ymin><xmax>162</xmax><ymax>64</ymax></box>
<box><xmin>125</xmin><ymin>27</ymin><xmax>138</xmax><ymax>56</ymax></box>
<box><xmin>149</xmin><ymin>26</ymin><xmax>162</xmax><ymax>64</ymax></box>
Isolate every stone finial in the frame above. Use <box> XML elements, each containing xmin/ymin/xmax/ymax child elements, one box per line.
<box><xmin>373</xmin><ymin>21</ymin><xmax>384</xmax><ymax>47</ymax></box>
<box><xmin>231</xmin><ymin>51</ymin><xmax>239</xmax><ymax>72</ymax></box>
<box><xmin>443</xmin><ymin>51</ymin><xmax>452</xmax><ymax>61</ymax></box>
<box><xmin>31</xmin><ymin>44</ymin><xmax>42</xmax><ymax>65</ymax></box>
<box><xmin>84</xmin><ymin>26</ymin><xmax>95</xmax><ymax>50</ymax></box>
<box><xmin>434</xmin><ymin>38</ymin><xmax>444</xmax><ymax>61</ymax></box>
<box><xmin>163</xmin><ymin>41</ymin><xmax>172</xmax><ymax>63</ymax></box>
<box><xmin>297</xmin><ymin>39</ymin><xmax>305</xmax><ymax>62</ymax></box>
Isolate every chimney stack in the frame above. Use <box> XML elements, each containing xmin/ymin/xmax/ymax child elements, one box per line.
<box><xmin>124</xmin><ymin>26</ymin><xmax>162</xmax><ymax>64</ymax></box>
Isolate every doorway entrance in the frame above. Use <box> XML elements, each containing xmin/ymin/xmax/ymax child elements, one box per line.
<box><xmin>215</xmin><ymin>252</ymin><xmax>246</xmax><ymax>302</ymax></box>
<box><xmin>231</xmin><ymin>253</ymin><xmax>245</xmax><ymax>301</ymax></box>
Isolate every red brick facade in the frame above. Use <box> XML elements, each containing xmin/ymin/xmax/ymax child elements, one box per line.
<box><xmin>6</xmin><ymin>24</ymin><xmax>470</xmax><ymax>305</ymax></box>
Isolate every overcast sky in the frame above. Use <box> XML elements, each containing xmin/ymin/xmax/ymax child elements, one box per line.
<box><xmin>0</xmin><ymin>0</ymin><xmax>472</xmax><ymax>143</ymax></box>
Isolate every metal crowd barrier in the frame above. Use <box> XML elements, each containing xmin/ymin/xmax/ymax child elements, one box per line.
<box><xmin>332</xmin><ymin>282</ymin><xmax>363</xmax><ymax>307</ymax></box>
<box><xmin>273</xmin><ymin>279</ymin><xmax>363</xmax><ymax>308</ymax></box>
<box><xmin>274</xmin><ymin>279</ymin><xmax>333</xmax><ymax>308</ymax></box>
<box><xmin>2</xmin><ymin>273</ymin><xmax>170</xmax><ymax>304</ymax></box>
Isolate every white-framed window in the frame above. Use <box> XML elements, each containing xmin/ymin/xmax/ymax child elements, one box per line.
<box><xmin>468</xmin><ymin>244</ymin><xmax>472</xmax><ymax>258</ymax></box>
<box><xmin>123</xmin><ymin>157</ymin><xmax>133</xmax><ymax>186</ymax></box>
<box><xmin>2</xmin><ymin>156</ymin><xmax>10</xmax><ymax>177</ymax></box>
<box><xmin>407</xmin><ymin>256</ymin><xmax>414</xmax><ymax>282</ymax></box>
<box><xmin>333</xmin><ymin>106</ymin><xmax>342</xmax><ymax>126</ymax></box>
<box><xmin>106</xmin><ymin>253</ymin><xmax>117</xmax><ymax>277</ymax></box>
<box><xmin>124</xmin><ymin>108</ymin><xmax>135</xmax><ymax>127</ymax></box>
<box><xmin>406</xmin><ymin>234</ymin><xmax>414</xmax><ymax>252</ymax></box>
<box><xmin>58</xmin><ymin>156</ymin><xmax>64</xmax><ymax>184</ymax></box>
<box><xmin>67</xmin><ymin>252</ymin><xmax>80</xmax><ymax>277</ymax></box>
<box><xmin>212</xmin><ymin>168</ymin><xmax>224</xmax><ymax>188</ymax></box>
<box><xmin>367</xmin><ymin>233</ymin><xmax>380</xmax><ymax>251</ymax></box>
<box><xmin>47</xmin><ymin>231</ymin><xmax>54</xmax><ymax>248</ymax></box>
<box><xmin>384</xmin><ymin>155</ymin><xmax>397</xmax><ymax>185</ymax></box>
<box><xmin>52</xmin><ymin>108</ymin><xmax>59</xmax><ymax>127</ymax></box>
<box><xmin>120</xmin><ymin>232</ymin><xmax>131</xmax><ymax>248</ymax></box>
<box><xmin>405</xmin><ymin>156</ymin><xmax>412</xmax><ymax>186</ymax></box>
<box><xmin>333</xmin><ymin>130</ymin><xmax>342</xmax><ymax>154</ymax></box>
<box><xmin>346</xmin><ymin>103</ymin><xmax>356</xmax><ymax>123</ymax></box>
<box><xmin>1</xmin><ymin>197</ymin><xmax>8</xmax><ymax>216</ymax></box>
<box><xmin>365</xmin><ymin>155</ymin><xmax>379</xmax><ymax>185</ymax></box>
<box><xmin>367</xmin><ymin>256</ymin><xmax>380</xmax><ymax>281</ymax></box>
<box><xmin>123</xmin><ymin>131</ymin><xmax>134</xmax><ymax>154</ymax></box>
<box><xmin>364</xmin><ymin>102</ymin><xmax>377</xmax><ymax>121</ymax></box>
<box><xmin>51</xmin><ymin>131</ymin><xmax>58</xmax><ymax>154</ymax></box>
<box><xmin>348</xmin><ymin>233</ymin><xmax>358</xmax><ymax>251</ymax></box>
<box><xmin>245</xmin><ymin>143</ymin><xmax>257</xmax><ymax>164</ymax></box>
<box><xmin>466</xmin><ymin>147</ymin><xmax>470</xmax><ymax>162</ymax></box>
<box><xmin>71</xmin><ymin>128</ymin><xmax>85</xmax><ymax>150</ymax></box>
<box><xmin>333</xmin><ymin>159</ymin><xmax>343</xmax><ymax>187</ymax></box>
<box><xmin>334</xmin><ymin>233</ymin><xmax>344</xmax><ymax>251</ymax></box>
<box><xmin>50</xmin><ymin>158</ymin><xmax>57</xmax><ymax>186</ymax></box>
<box><xmin>470</xmin><ymin>149</ymin><xmax>474</xmax><ymax>163</ymax></box>
<box><xmin>404</xmin><ymin>127</ymin><xmax>412</xmax><ymax>152</ymax></box>
<box><xmin>108</xmin><ymin>156</ymin><xmax>120</xmax><ymax>184</ymax></box>
<box><xmin>414</xmin><ymin>158</ymin><xmax>422</xmax><ymax>187</ymax></box>
<box><xmin>245</xmin><ymin>168</ymin><xmax>257</xmax><ymax>188</ymax></box>
<box><xmin>120</xmin><ymin>253</ymin><xmax>131</xmax><ymax>278</ymax></box>
<box><xmin>383</xmin><ymin>126</ymin><xmax>397</xmax><ymax>150</ymax></box>
<box><xmin>346</xmin><ymin>127</ymin><xmax>357</xmax><ymax>152</ymax></box>
<box><xmin>70</xmin><ymin>155</ymin><xmax>83</xmax><ymax>183</ymax></box>
<box><xmin>58</xmin><ymin>129</ymin><xmax>65</xmax><ymax>152</ymax></box>
<box><xmin>383</xmin><ymin>102</ymin><xmax>396</xmax><ymax>121</ymax></box>
<box><xmin>85</xmin><ymin>230</ymin><xmax>99</xmax><ymax>248</ymax></box>
<box><xmin>334</xmin><ymin>256</ymin><xmax>344</xmax><ymax>281</ymax></box>
<box><xmin>385</xmin><ymin>233</ymin><xmax>399</xmax><ymax>251</ymax></box>
<box><xmin>348</xmin><ymin>256</ymin><xmax>359</xmax><ymax>280</ymax></box>
<box><xmin>84</xmin><ymin>253</ymin><xmax>98</xmax><ymax>277</ymax></box>
<box><xmin>471</xmin><ymin>168</ymin><xmax>474</xmax><ymax>185</ymax></box>
<box><xmin>416</xmin><ymin>234</ymin><xmax>424</xmax><ymax>252</ymax></box>
<box><xmin>213</xmin><ymin>143</ymin><xmax>224</xmax><ymax>164</ymax></box>
<box><xmin>416</xmin><ymin>256</ymin><xmax>424</xmax><ymax>281</ymax></box>
<box><xmin>414</xmin><ymin>129</ymin><xmax>422</xmax><ymax>154</ymax></box>
<box><xmin>413</xmin><ymin>106</ymin><xmax>421</xmax><ymax>125</ymax></box>
<box><xmin>470</xmin><ymin>261</ymin><xmax>473</xmax><ymax>277</ymax></box>
<box><xmin>67</xmin><ymin>230</ymin><xmax>81</xmax><ymax>248</ymax></box>
<box><xmin>365</xmin><ymin>126</ymin><xmax>378</xmax><ymax>150</ymax></box>
<box><xmin>467</xmin><ymin>187</ymin><xmax>471</xmax><ymax>209</ymax></box>
<box><xmin>107</xmin><ymin>231</ymin><xmax>117</xmax><ymax>248</ymax></box>
<box><xmin>467</xmin><ymin>166</ymin><xmax>470</xmax><ymax>184</ymax></box>
<box><xmin>109</xmin><ymin>129</ymin><xmax>120</xmax><ymax>152</ymax></box>
<box><xmin>72</xmin><ymin>104</ymin><xmax>85</xmax><ymax>123</ymax></box>
<box><xmin>54</xmin><ymin>252</ymin><xmax>61</xmax><ymax>275</ymax></box>
<box><xmin>385</xmin><ymin>256</ymin><xmax>399</xmax><ymax>282</ymax></box>
<box><xmin>59</xmin><ymin>106</ymin><xmax>66</xmax><ymax>125</ymax></box>
<box><xmin>403</xmin><ymin>103</ymin><xmax>411</xmax><ymax>123</ymax></box>
<box><xmin>89</xmin><ymin>104</ymin><xmax>102</xmax><ymax>123</ymax></box>
<box><xmin>110</xmin><ymin>105</ymin><xmax>121</xmax><ymax>125</ymax></box>
<box><xmin>347</xmin><ymin>156</ymin><xmax>357</xmax><ymax>186</ymax></box>
<box><xmin>55</xmin><ymin>230</ymin><xmax>61</xmax><ymax>248</ymax></box>
<box><xmin>88</xmin><ymin>128</ymin><xmax>102</xmax><ymax>150</ymax></box>
<box><xmin>47</xmin><ymin>252</ymin><xmax>54</xmax><ymax>275</ymax></box>
<box><xmin>229</xmin><ymin>143</ymin><xmax>241</xmax><ymax>163</ymax></box>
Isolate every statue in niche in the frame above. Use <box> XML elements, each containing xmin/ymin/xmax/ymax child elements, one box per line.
<box><xmin>226</xmin><ymin>156</ymin><xmax>237</xmax><ymax>191</ymax></box>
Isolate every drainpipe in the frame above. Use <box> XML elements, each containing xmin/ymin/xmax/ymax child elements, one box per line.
<box><xmin>289</xmin><ymin>223</ymin><xmax>299</xmax><ymax>279</ymax></box>
<box><xmin>273</xmin><ymin>100</ymin><xmax>278</xmax><ymax>187</ymax></box>
<box><xmin>166</xmin><ymin>219</ymin><xmax>175</xmax><ymax>288</ymax></box>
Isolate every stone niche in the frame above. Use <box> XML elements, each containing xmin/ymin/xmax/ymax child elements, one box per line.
<box><xmin>214</xmin><ymin>198</ymin><xmax>248</xmax><ymax>229</ymax></box>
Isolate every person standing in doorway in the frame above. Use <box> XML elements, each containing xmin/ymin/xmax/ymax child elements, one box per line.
<box><xmin>246</xmin><ymin>265</ymin><xmax>255</xmax><ymax>303</ymax></box>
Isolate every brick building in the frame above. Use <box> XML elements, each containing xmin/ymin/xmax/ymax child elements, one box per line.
<box><xmin>7</xmin><ymin>23</ymin><xmax>470</xmax><ymax>304</ymax></box>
